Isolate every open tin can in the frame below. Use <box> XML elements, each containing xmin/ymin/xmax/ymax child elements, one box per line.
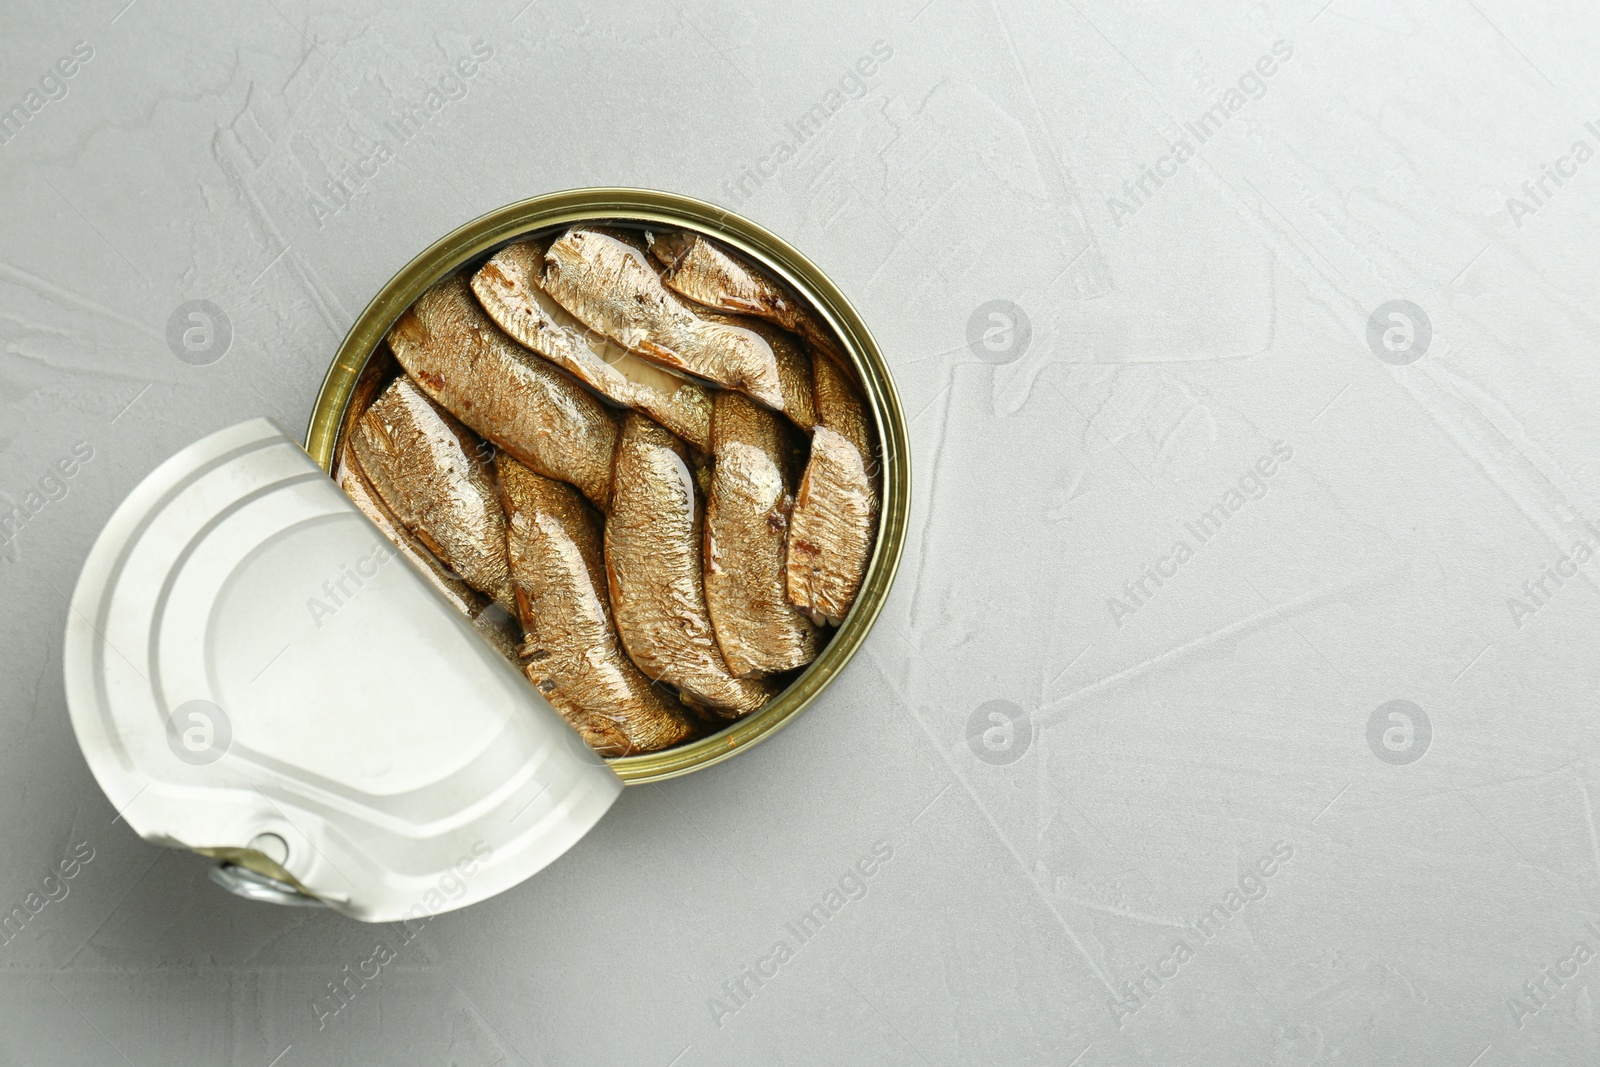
<box><xmin>63</xmin><ymin>188</ymin><xmax>908</xmax><ymax>920</ymax></box>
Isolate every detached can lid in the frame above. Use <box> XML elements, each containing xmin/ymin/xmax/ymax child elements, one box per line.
<box><xmin>63</xmin><ymin>419</ymin><xmax>621</xmax><ymax>922</ymax></box>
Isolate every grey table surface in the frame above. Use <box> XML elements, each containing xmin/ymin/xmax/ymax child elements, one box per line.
<box><xmin>4</xmin><ymin>0</ymin><xmax>1600</xmax><ymax>1064</ymax></box>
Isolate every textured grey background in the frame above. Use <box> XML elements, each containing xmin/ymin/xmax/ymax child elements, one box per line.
<box><xmin>3</xmin><ymin>0</ymin><xmax>1599</xmax><ymax>1064</ymax></box>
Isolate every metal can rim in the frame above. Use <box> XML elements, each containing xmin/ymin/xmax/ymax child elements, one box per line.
<box><xmin>304</xmin><ymin>187</ymin><xmax>910</xmax><ymax>785</ymax></box>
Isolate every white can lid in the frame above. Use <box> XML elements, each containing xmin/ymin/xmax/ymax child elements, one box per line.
<box><xmin>63</xmin><ymin>419</ymin><xmax>621</xmax><ymax>921</ymax></box>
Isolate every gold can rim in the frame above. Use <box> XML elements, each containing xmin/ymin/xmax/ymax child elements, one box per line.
<box><xmin>305</xmin><ymin>187</ymin><xmax>909</xmax><ymax>785</ymax></box>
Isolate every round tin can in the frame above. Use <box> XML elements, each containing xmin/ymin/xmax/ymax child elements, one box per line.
<box><xmin>305</xmin><ymin>188</ymin><xmax>909</xmax><ymax>784</ymax></box>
